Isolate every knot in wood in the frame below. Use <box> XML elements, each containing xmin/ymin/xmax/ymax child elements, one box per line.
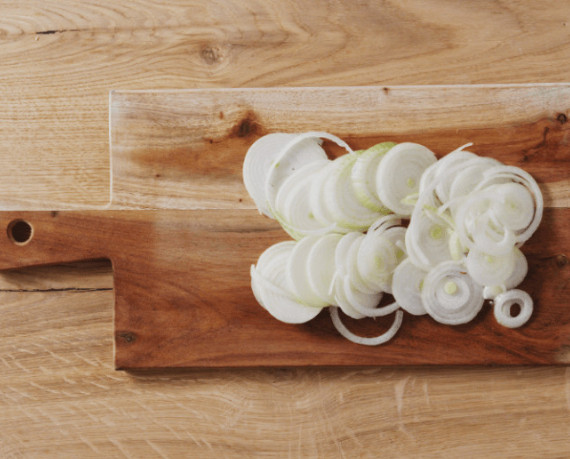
<box><xmin>200</xmin><ymin>45</ymin><xmax>222</xmax><ymax>65</ymax></box>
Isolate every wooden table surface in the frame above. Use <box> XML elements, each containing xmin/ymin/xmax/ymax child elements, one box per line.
<box><xmin>1</xmin><ymin>1</ymin><xmax>569</xmax><ymax>457</ymax></box>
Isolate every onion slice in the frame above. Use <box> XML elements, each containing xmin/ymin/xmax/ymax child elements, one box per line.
<box><xmin>243</xmin><ymin>133</ymin><xmax>297</xmax><ymax>217</ymax></box>
<box><xmin>392</xmin><ymin>259</ymin><xmax>428</xmax><ymax>316</ymax></box>
<box><xmin>376</xmin><ymin>142</ymin><xmax>437</xmax><ymax>216</ymax></box>
<box><xmin>351</xmin><ymin>142</ymin><xmax>396</xmax><ymax>212</ymax></box>
<box><xmin>493</xmin><ymin>289</ymin><xmax>533</xmax><ymax>328</ymax></box>
<box><xmin>330</xmin><ymin>307</ymin><xmax>404</xmax><ymax>346</ymax></box>
<box><xmin>421</xmin><ymin>261</ymin><xmax>484</xmax><ymax>325</ymax></box>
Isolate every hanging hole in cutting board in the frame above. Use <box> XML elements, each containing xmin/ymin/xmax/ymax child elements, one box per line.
<box><xmin>7</xmin><ymin>219</ymin><xmax>33</xmax><ymax>245</ymax></box>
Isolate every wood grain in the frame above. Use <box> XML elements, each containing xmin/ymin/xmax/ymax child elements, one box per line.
<box><xmin>0</xmin><ymin>208</ymin><xmax>568</xmax><ymax>368</ymax></box>
<box><xmin>1</xmin><ymin>1</ymin><xmax>570</xmax><ymax>209</ymax></box>
<box><xmin>1</xmin><ymin>0</ymin><xmax>570</xmax><ymax>456</ymax></box>
<box><xmin>110</xmin><ymin>85</ymin><xmax>570</xmax><ymax>209</ymax></box>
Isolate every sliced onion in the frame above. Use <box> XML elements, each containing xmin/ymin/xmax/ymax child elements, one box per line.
<box><xmin>448</xmin><ymin>157</ymin><xmax>500</xmax><ymax>202</ymax></box>
<box><xmin>489</xmin><ymin>182</ymin><xmax>535</xmax><ymax>232</ymax></box>
<box><xmin>505</xmin><ymin>248</ymin><xmax>528</xmax><ymax>289</ymax></box>
<box><xmin>324</xmin><ymin>154</ymin><xmax>379</xmax><ymax>230</ymax></box>
<box><xmin>392</xmin><ymin>259</ymin><xmax>428</xmax><ymax>316</ymax></box>
<box><xmin>493</xmin><ymin>289</ymin><xmax>533</xmax><ymax>328</ymax></box>
<box><xmin>286</xmin><ymin>236</ymin><xmax>329</xmax><ymax>307</ymax></box>
<box><xmin>351</xmin><ymin>142</ymin><xmax>396</xmax><ymax>212</ymax></box>
<box><xmin>340</xmin><ymin>276</ymin><xmax>385</xmax><ymax>316</ymax></box>
<box><xmin>309</xmin><ymin>162</ymin><xmax>343</xmax><ymax>229</ymax></box>
<box><xmin>421</xmin><ymin>261</ymin><xmax>484</xmax><ymax>325</ymax></box>
<box><xmin>376</xmin><ymin>142</ymin><xmax>437</xmax><ymax>215</ymax></box>
<box><xmin>306</xmin><ymin>233</ymin><xmax>342</xmax><ymax>304</ymax></box>
<box><xmin>243</xmin><ymin>133</ymin><xmax>297</xmax><ymax>217</ymax></box>
<box><xmin>465</xmin><ymin>248</ymin><xmax>516</xmax><ymax>287</ymax></box>
<box><xmin>251</xmin><ymin>267</ymin><xmax>323</xmax><ymax>323</ymax></box>
<box><xmin>330</xmin><ymin>307</ymin><xmax>404</xmax><ymax>346</ymax></box>
<box><xmin>418</xmin><ymin>145</ymin><xmax>475</xmax><ymax>197</ymax></box>
<box><xmin>250</xmin><ymin>265</ymin><xmax>267</xmax><ymax>309</ymax></box>
<box><xmin>335</xmin><ymin>232</ymin><xmax>362</xmax><ymax>277</ymax></box>
<box><xmin>454</xmin><ymin>193</ymin><xmax>516</xmax><ymax>255</ymax></box>
<box><xmin>356</xmin><ymin>230</ymin><xmax>398</xmax><ymax>292</ymax></box>
<box><xmin>345</xmin><ymin>234</ymin><xmax>378</xmax><ymax>294</ymax></box>
<box><xmin>483</xmin><ymin>285</ymin><xmax>506</xmax><ymax>300</ymax></box>
<box><xmin>265</xmin><ymin>136</ymin><xmax>328</xmax><ymax>214</ymax></box>
<box><xmin>405</xmin><ymin>210</ymin><xmax>453</xmax><ymax>270</ymax></box>
<box><xmin>276</xmin><ymin>161</ymin><xmax>336</xmax><ymax>239</ymax></box>
<box><xmin>475</xmin><ymin>165</ymin><xmax>543</xmax><ymax>245</ymax></box>
<box><xmin>483</xmin><ymin>248</ymin><xmax>528</xmax><ymax>299</ymax></box>
<box><xmin>368</xmin><ymin>214</ymin><xmax>404</xmax><ymax>234</ymax></box>
<box><xmin>251</xmin><ymin>243</ymin><xmax>323</xmax><ymax>324</ymax></box>
<box><xmin>274</xmin><ymin>160</ymin><xmax>327</xmax><ymax>222</ymax></box>
<box><xmin>332</xmin><ymin>279</ymin><xmax>366</xmax><ymax>319</ymax></box>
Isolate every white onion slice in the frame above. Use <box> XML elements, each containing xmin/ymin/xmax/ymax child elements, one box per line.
<box><xmin>341</xmin><ymin>276</ymin><xmax>385</xmax><ymax>316</ymax></box>
<box><xmin>251</xmin><ymin>267</ymin><xmax>323</xmax><ymax>323</ymax></box>
<box><xmin>274</xmin><ymin>160</ymin><xmax>327</xmax><ymax>222</ymax></box>
<box><xmin>357</xmin><ymin>231</ymin><xmax>398</xmax><ymax>292</ymax></box>
<box><xmin>306</xmin><ymin>233</ymin><xmax>342</xmax><ymax>304</ymax></box>
<box><xmin>345</xmin><ymin>235</ymin><xmax>378</xmax><ymax>294</ymax></box>
<box><xmin>265</xmin><ymin>136</ymin><xmax>328</xmax><ymax>214</ymax></box>
<box><xmin>493</xmin><ymin>289</ymin><xmax>533</xmax><ymax>328</ymax></box>
<box><xmin>250</xmin><ymin>265</ymin><xmax>267</xmax><ymax>309</ymax></box>
<box><xmin>448</xmin><ymin>157</ymin><xmax>500</xmax><ymax>202</ymax></box>
<box><xmin>332</xmin><ymin>279</ymin><xmax>366</xmax><ymax>319</ymax></box>
<box><xmin>483</xmin><ymin>285</ymin><xmax>506</xmax><ymax>300</ymax></box>
<box><xmin>330</xmin><ymin>307</ymin><xmax>404</xmax><ymax>346</ymax></box>
<box><xmin>475</xmin><ymin>165</ymin><xmax>543</xmax><ymax>245</ymax></box>
<box><xmin>483</xmin><ymin>248</ymin><xmax>529</xmax><ymax>299</ymax></box>
<box><xmin>489</xmin><ymin>182</ymin><xmax>535</xmax><ymax>232</ymax></box>
<box><xmin>505</xmin><ymin>248</ymin><xmax>528</xmax><ymax>289</ymax></box>
<box><xmin>376</xmin><ymin>142</ymin><xmax>437</xmax><ymax>215</ymax></box>
<box><xmin>351</xmin><ymin>142</ymin><xmax>396</xmax><ymax>212</ymax></box>
<box><xmin>286</xmin><ymin>236</ymin><xmax>329</xmax><ymax>307</ymax></box>
<box><xmin>454</xmin><ymin>193</ymin><xmax>516</xmax><ymax>255</ymax></box>
<box><xmin>251</xmin><ymin>242</ymin><xmax>323</xmax><ymax>324</ymax></box>
<box><xmin>392</xmin><ymin>259</ymin><xmax>428</xmax><ymax>316</ymax></box>
<box><xmin>421</xmin><ymin>261</ymin><xmax>484</xmax><ymax>325</ymax></box>
<box><xmin>335</xmin><ymin>232</ymin><xmax>362</xmax><ymax>277</ymax></box>
<box><xmin>324</xmin><ymin>154</ymin><xmax>379</xmax><ymax>230</ymax></box>
<box><xmin>368</xmin><ymin>214</ymin><xmax>404</xmax><ymax>235</ymax></box>
<box><xmin>405</xmin><ymin>210</ymin><xmax>453</xmax><ymax>271</ymax></box>
<box><xmin>243</xmin><ymin>133</ymin><xmax>297</xmax><ymax>217</ymax></box>
<box><xmin>276</xmin><ymin>161</ymin><xmax>336</xmax><ymax>239</ymax></box>
<box><xmin>309</xmin><ymin>162</ymin><xmax>344</xmax><ymax>229</ymax></box>
<box><xmin>465</xmin><ymin>248</ymin><xmax>516</xmax><ymax>287</ymax></box>
<box><xmin>418</xmin><ymin>146</ymin><xmax>475</xmax><ymax>197</ymax></box>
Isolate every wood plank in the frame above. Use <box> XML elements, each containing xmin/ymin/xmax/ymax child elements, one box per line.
<box><xmin>2</xmin><ymin>84</ymin><xmax>568</xmax><ymax>368</ymax></box>
<box><xmin>0</xmin><ymin>207</ymin><xmax>567</xmax><ymax>368</ymax></box>
<box><xmin>2</xmin><ymin>1</ymin><xmax>570</xmax><ymax>456</ymax></box>
<box><xmin>110</xmin><ymin>86</ymin><xmax>570</xmax><ymax>209</ymax></box>
<box><xmin>2</xmin><ymin>1</ymin><xmax>570</xmax><ymax>209</ymax></box>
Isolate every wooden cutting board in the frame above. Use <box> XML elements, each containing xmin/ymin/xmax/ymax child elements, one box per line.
<box><xmin>0</xmin><ymin>86</ymin><xmax>568</xmax><ymax>369</ymax></box>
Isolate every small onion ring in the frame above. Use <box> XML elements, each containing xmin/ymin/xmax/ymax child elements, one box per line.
<box><xmin>493</xmin><ymin>289</ymin><xmax>533</xmax><ymax>328</ymax></box>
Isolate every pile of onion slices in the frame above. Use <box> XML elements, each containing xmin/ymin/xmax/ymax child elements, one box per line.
<box><xmin>243</xmin><ymin>132</ymin><xmax>543</xmax><ymax>345</ymax></box>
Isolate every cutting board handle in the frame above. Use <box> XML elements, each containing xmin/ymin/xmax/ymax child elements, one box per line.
<box><xmin>0</xmin><ymin>211</ymin><xmax>110</xmax><ymax>270</ymax></box>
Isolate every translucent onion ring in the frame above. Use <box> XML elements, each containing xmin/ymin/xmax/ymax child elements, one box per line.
<box><xmin>330</xmin><ymin>307</ymin><xmax>404</xmax><ymax>346</ymax></box>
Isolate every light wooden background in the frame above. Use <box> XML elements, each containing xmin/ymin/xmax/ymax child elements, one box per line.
<box><xmin>1</xmin><ymin>1</ymin><xmax>569</xmax><ymax>457</ymax></box>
